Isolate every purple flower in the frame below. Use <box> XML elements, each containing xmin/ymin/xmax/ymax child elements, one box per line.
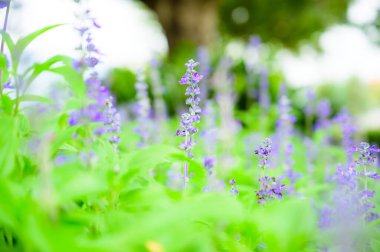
<box><xmin>176</xmin><ymin>59</ymin><xmax>203</xmax><ymax>189</ymax></box>
<box><xmin>315</xmin><ymin>99</ymin><xmax>331</xmax><ymax>130</ymax></box>
<box><xmin>2</xmin><ymin>80</ymin><xmax>13</xmax><ymax>89</ymax></box>
<box><xmin>255</xmin><ymin>138</ymin><xmax>287</xmax><ymax>204</ymax></box>
<box><xmin>229</xmin><ymin>178</ymin><xmax>239</xmax><ymax>196</ymax></box>
<box><xmin>354</xmin><ymin>142</ymin><xmax>380</xmax><ymax>167</ymax></box>
<box><xmin>133</xmin><ymin>71</ymin><xmax>152</xmax><ymax>147</ymax></box>
<box><xmin>203</xmin><ymin>156</ymin><xmax>215</xmax><ymax>175</ymax></box>
<box><xmin>319</xmin><ymin>207</ymin><xmax>333</xmax><ymax>228</ymax></box>
<box><xmin>85</xmin><ymin>57</ymin><xmax>99</xmax><ymax>68</ymax></box>
<box><xmin>333</xmin><ymin>109</ymin><xmax>356</xmax><ymax>163</ymax></box>
<box><xmin>0</xmin><ymin>1</ymin><xmax>8</xmax><ymax>9</ymax></box>
<box><xmin>259</xmin><ymin>68</ymin><xmax>270</xmax><ymax>111</ymax></box>
<box><xmin>256</xmin><ymin>176</ymin><xmax>286</xmax><ymax>204</ymax></box>
<box><xmin>176</xmin><ymin>59</ymin><xmax>203</xmax><ymax>157</ymax></box>
<box><xmin>254</xmin><ymin>138</ymin><xmax>272</xmax><ymax>169</ymax></box>
<box><xmin>68</xmin><ymin>6</ymin><xmax>120</xmax><ymax>150</ymax></box>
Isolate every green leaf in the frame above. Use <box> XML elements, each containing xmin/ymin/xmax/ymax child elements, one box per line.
<box><xmin>0</xmin><ymin>94</ymin><xmax>14</xmax><ymax>115</ymax></box>
<box><xmin>24</xmin><ymin>55</ymin><xmax>73</xmax><ymax>86</ymax></box>
<box><xmin>18</xmin><ymin>95</ymin><xmax>53</xmax><ymax>104</ymax></box>
<box><xmin>0</xmin><ymin>31</ymin><xmax>15</xmax><ymax>53</ymax></box>
<box><xmin>51</xmin><ymin>126</ymin><xmax>78</xmax><ymax>154</ymax></box>
<box><xmin>53</xmin><ymin>168</ymin><xmax>108</xmax><ymax>202</ymax></box>
<box><xmin>48</xmin><ymin>66</ymin><xmax>86</xmax><ymax>98</ymax></box>
<box><xmin>0</xmin><ymin>114</ymin><xmax>18</xmax><ymax>177</ymax></box>
<box><xmin>12</xmin><ymin>24</ymin><xmax>63</xmax><ymax>69</ymax></box>
<box><xmin>0</xmin><ymin>53</ymin><xmax>9</xmax><ymax>85</ymax></box>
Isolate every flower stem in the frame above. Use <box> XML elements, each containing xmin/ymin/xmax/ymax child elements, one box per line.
<box><xmin>0</xmin><ymin>2</ymin><xmax>11</xmax><ymax>96</ymax></box>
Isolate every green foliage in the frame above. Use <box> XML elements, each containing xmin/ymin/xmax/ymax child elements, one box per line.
<box><xmin>219</xmin><ymin>0</ymin><xmax>351</xmax><ymax>49</ymax></box>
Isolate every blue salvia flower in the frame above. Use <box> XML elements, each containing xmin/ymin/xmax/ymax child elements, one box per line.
<box><xmin>315</xmin><ymin>99</ymin><xmax>331</xmax><ymax>130</ymax></box>
<box><xmin>333</xmin><ymin>109</ymin><xmax>356</xmax><ymax>163</ymax></box>
<box><xmin>320</xmin><ymin>141</ymin><xmax>380</xmax><ymax>247</ymax></box>
<box><xmin>196</xmin><ymin>47</ymin><xmax>211</xmax><ymax>102</ymax></box>
<box><xmin>0</xmin><ymin>1</ymin><xmax>9</xmax><ymax>9</ymax></box>
<box><xmin>259</xmin><ymin>68</ymin><xmax>270</xmax><ymax>112</ymax></box>
<box><xmin>229</xmin><ymin>178</ymin><xmax>239</xmax><ymax>196</ymax></box>
<box><xmin>245</xmin><ymin>35</ymin><xmax>261</xmax><ymax>84</ymax></box>
<box><xmin>255</xmin><ymin>138</ymin><xmax>286</xmax><ymax>204</ymax></box>
<box><xmin>304</xmin><ymin>90</ymin><xmax>316</xmax><ymax>116</ymax></box>
<box><xmin>149</xmin><ymin>58</ymin><xmax>167</xmax><ymax>124</ymax></box>
<box><xmin>214</xmin><ymin>57</ymin><xmax>241</xmax><ymax>167</ymax></box>
<box><xmin>201</xmin><ymin>101</ymin><xmax>220</xmax><ymax>188</ymax></box>
<box><xmin>254</xmin><ymin>138</ymin><xmax>272</xmax><ymax>169</ymax></box>
<box><xmin>176</xmin><ymin>59</ymin><xmax>203</xmax><ymax>188</ymax></box>
<box><xmin>69</xmin><ymin>6</ymin><xmax>120</xmax><ymax>149</ymax></box>
<box><xmin>256</xmin><ymin>176</ymin><xmax>286</xmax><ymax>204</ymax></box>
<box><xmin>271</xmin><ymin>94</ymin><xmax>295</xmax><ymax>170</ymax></box>
<box><xmin>133</xmin><ymin>71</ymin><xmax>152</xmax><ymax>147</ymax></box>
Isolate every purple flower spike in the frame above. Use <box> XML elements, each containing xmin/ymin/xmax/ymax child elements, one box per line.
<box><xmin>176</xmin><ymin>59</ymin><xmax>203</xmax><ymax>189</ymax></box>
<box><xmin>255</xmin><ymin>138</ymin><xmax>287</xmax><ymax>204</ymax></box>
<box><xmin>229</xmin><ymin>179</ymin><xmax>239</xmax><ymax>196</ymax></box>
<box><xmin>254</xmin><ymin>138</ymin><xmax>272</xmax><ymax>169</ymax></box>
<box><xmin>68</xmin><ymin>5</ymin><xmax>121</xmax><ymax>151</ymax></box>
<box><xmin>176</xmin><ymin>59</ymin><xmax>203</xmax><ymax>158</ymax></box>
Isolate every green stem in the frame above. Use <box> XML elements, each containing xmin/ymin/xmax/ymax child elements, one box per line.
<box><xmin>0</xmin><ymin>2</ymin><xmax>11</xmax><ymax>96</ymax></box>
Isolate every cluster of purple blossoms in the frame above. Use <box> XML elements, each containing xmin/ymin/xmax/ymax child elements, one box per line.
<box><xmin>256</xmin><ymin>176</ymin><xmax>286</xmax><ymax>204</ymax></box>
<box><xmin>354</xmin><ymin>142</ymin><xmax>380</xmax><ymax>169</ymax></box>
<box><xmin>68</xmin><ymin>6</ymin><xmax>120</xmax><ymax>149</ymax></box>
<box><xmin>229</xmin><ymin>179</ymin><xmax>239</xmax><ymax>196</ymax></box>
<box><xmin>176</xmin><ymin>59</ymin><xmax>203</xmax><ymax>157</ymax></box>
<box><xmin>333</xmin><ymin>109</ymin><xmax>356</xmax><ymax>163</ymax></box>
<box><xmin>254</xmin><ymin>138</ymin><xmax>286</xmax><ymax>204</ymax></box>
<box><xmin>271</xmin><ymin>95</ymin><xmax>296</xmax><ymax>170</ymax></box>
<box><xmin>259</xmin><ymin>68</ymin><xmax>270</xmax><ymax>112</ymax></box>
<box><xmin>320</xmin><ymin>141</ymin><xmax>380</xmax><ymax>230</ymax></box>
<box><xmin>315</xmin><ymin>99</ymin><xmax>331</xmax><ymax>130</ymax></box>
<box><xmin>176</xmin><ymin>59</ymin><xmax>203</xmax><ymax>189</ymax></box>
<box><xmin>133</xmin><ymin>71</ymin><xmax>152</xmax><ymax>147</ymax></box>
<box><xmin>0</xmin><ymin>1</ymin><xmax>9</xmax><ymax>9</ymax></box>
<box><xmin>254</xmin><ymin>138</ymin><xmax>272</xmax><ymax>169</ymax></box>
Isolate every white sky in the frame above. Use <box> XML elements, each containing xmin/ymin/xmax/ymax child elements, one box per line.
<box><xmin>3</xmin><ymin>0</ymin><xmax>380</xmax><ymax>87</ymax></box>
<box><xmin>6</xmin><ymin>0</ymin><xmax>168</xmax><ymax>73</ymax></box>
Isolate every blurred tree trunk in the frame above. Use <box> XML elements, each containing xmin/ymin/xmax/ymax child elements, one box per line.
<box><xmin>140</xmin><ymin>0</ymin><xmax>218</xmax><ymax>51</ymax></box>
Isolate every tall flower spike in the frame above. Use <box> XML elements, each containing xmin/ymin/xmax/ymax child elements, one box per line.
<box><xmin>176</xmin><ymin>59</ymin><xmax>203</xmax><ymax>190</ymax></box>
<box><xmin>255</xmin><ymin>138</ymin><xmax>286</xmax><ymax>204</ymax></box>
<box><xmin>333</xmin><ymin>109</ymin><xmax>356</xmax><ymax>163</ymax></box>
<box><xmin>133</xmin><ymin>71</ymin><xmax>152</xmax><ymax>147</ymax></box>
<box><xmin>69</xmin><ymin>4</ymin><xmax>120</xmax><ymax>150</ymax></box>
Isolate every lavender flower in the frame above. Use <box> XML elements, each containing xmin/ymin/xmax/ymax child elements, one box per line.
<box><xmin>259</xmin><ymin>68</ymin><xmax>270</xmax><ymax>112</ymax></box>
<box><xmin>229</xmin><ymin>179</ymin><xmax>239</xmax><ymax>196</ymax></box>
<box><xmin>256</xmin><ymin>176</ymin><xmax>286</xmax><ymax>204</ymax></box>
<box><xmin>255</xmin><ymin>138</ymin><xmax>286</xmax><ymax>204</ymax></box>
<box><xmin>176</xmin><ymin>59</ymin><xmax>203</xmax><ymax>189</ymax></box>
<box><xmin>68</xmin><ymin>5</ymin><xmax>120</xmax><ymax>150</ymax></box>
<box><xmin>333</xmin><ymin>109</ymin><xmax>356</xmax><ymax>163</ymax></box>
<box><xmin>133</xmin><ymin>71</ymin><xmax>152</xmax><ymax>147</ymax></box>
<box><xmin>354</xmin><ymin>142</ymin><xmax>380</xmax><ymax>167</ymax></box>
<box><xmin>271</xmin><ymin>95</ymin><xmax>295</xmax><ymax>170</ymax></box>
<box><xmin>0</xmin><ymin>1</ymin><xmax>8</xmax><ymax>9</ymax></box>
<box><xmin>254</xmin><ymin>138</ymin><xmax>272</xmax><ymax>169</ymax></box>
<box><xmin>213</xmin><ymin>57</ymin><xmax>240</xmax><ymax>168</ymax></box>
<box><xmin>315</xmin><ymin>99</ymin><xmax>331</xmax><ymax>130</ymax></box>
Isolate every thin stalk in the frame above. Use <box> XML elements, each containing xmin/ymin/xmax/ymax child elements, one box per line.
<box><xmin>183</xmin><ymin>133</ymin><xmax>189</xmax><ymax>191</ymax></box>
<box><xmin>0</xmin><ymin>2</ymin><xmax>11</xmax><ymax>95</ymax></box>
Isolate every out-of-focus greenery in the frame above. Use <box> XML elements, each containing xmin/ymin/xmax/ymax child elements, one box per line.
<box><xmin>220</xmin><ymin>0</ymin><xmax>351</xmax><ymax>49</ymax></box>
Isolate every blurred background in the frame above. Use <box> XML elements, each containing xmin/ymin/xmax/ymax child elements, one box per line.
<box><xmin>3</xmin><ymin>0</ymin><xmax>380</xmax><ymax>141</ymax></box>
